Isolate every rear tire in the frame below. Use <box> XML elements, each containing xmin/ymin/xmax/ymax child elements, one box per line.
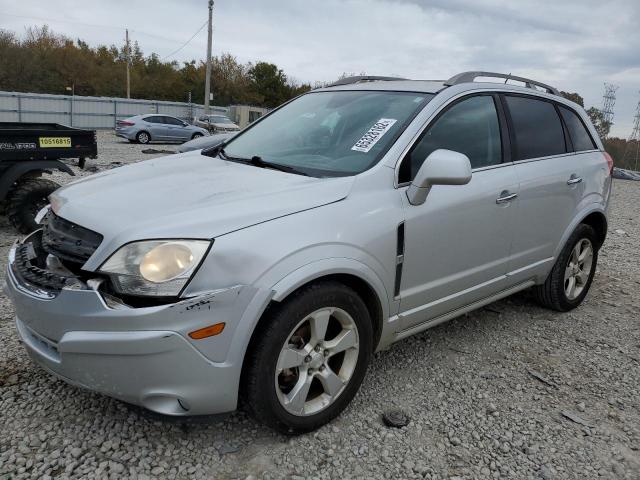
<box><xmin>7</xmin><ymin>178</ymin><xmax>60</xmax><ymax>234</ymax></box>
<box><xmin>243</xmin><ymin>281</ymin><xmax>373</xmax><ymax>434</ymax></box>
<box><xmin>136</xmin><ymin>131</ymin><xmax>151</xmax><ymax>144</ymax></box>
<box><xmin>534</xmin><ymin>224</ymin><xmax>598</xmax><ymax>311</ymax></box>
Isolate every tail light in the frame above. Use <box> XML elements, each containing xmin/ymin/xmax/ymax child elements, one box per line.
<box><xmin>117</xmin><ymin>120</ymin><xmax>135</xmax><ymax>127</ymax></box>
<box><xmin>603</xmin><ymin>151</ymin><xmax>614</xmax><ymax>175</ymax></box>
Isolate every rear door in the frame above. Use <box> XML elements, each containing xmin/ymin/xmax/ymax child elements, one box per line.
<box><xmin>503</xmin><ymin>95</ymin><xmax>590</xmax><ymax>284</ymax></box>
<box><xmin>164</xmin><ymin>116</ymin><xmax>190</xmax><ymax>141</ymax></box>
<box><xmin>398</xmin><ymin>94</ymin><xmax>519</xmax><ymax>330</ymax></box>
<box><xmin>143</xmin><ymin>116</ymin><xmax>167</xmax><ymax>140</ymax></box>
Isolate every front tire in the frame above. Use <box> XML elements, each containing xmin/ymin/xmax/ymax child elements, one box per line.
<box><xmin>192</xmin><ymin>133</ymin><xmax>204</xmax><ymax>140</ymax></box>
<box><xmin>243</xmin><ymin>281</ymin><xmax>373</xmax><ymax>434</ymax></box>
<box><xmin>534</xmin><ymin>224</ymin><xmax>598</xmax><ymax>311</ymax></box>
<box><xmin>7</xmin><ymin>178</ymin><xmax>60</xmax><ymax>234</ymax></box>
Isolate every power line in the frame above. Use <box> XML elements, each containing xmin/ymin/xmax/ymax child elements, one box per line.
<box><xmin>0</xmin><ymin>12</ymin><xmax>169</xmax><ymax>42</ymax></box>
<box><xmin>161</xmin><ymin>20</ymin><xmax>208</xmax><ymax>61</ymax></box>
<box><xmin>1</xmin><ymin>11</ymin><xmax>210</xmax><ymax>56</ymax></box>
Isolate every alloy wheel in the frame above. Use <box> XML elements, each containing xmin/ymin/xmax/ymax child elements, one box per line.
<box><xmin>564</xmin><ymin>238</ymin><xmax>593</xmax><ymax>300</ymax></box>
<box><xmin>275</xmin><ymin>307</ymin><xmax>359</xmax><ymax>416</ymax></box>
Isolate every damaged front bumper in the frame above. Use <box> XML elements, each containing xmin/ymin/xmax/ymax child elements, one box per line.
<box><xmin>5</xmin><ymin>234</ymin><xmax>260</xmax><ymax>416</ymax></box>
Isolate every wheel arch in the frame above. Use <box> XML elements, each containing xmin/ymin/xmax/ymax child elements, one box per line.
<box><xmin>0</xmin><ymin>161</ymin><xmax>73</xmax><ymax>201</ymax></box>
<box><xmin>271</xmin><ymin>272</ymin><xmax>385</xmax><ymax>349</ymax></box>
<box><xmin>580</xmin><ymin>211</ymin><xmax>608</xmax><ymax>249</ymax></box>
<box><xmin>554</xmin><ymin>205</ymin><xmax>608</xmax><ymax>259</ymax></box>
<box><xmin>268</xmin><ymin>259</ymin><xmax>389</xmax><ymax>348</ymax></box>
<box><xmin>238</xmin><ymin>262</ymin><xmax>390</xmax><ymax>399</ymax></box>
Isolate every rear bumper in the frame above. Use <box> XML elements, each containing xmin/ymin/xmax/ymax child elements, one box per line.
<box><xmin>114</xmin><ymin>128</ymin><xmax>135</xmax><ymax>140</ymax></box>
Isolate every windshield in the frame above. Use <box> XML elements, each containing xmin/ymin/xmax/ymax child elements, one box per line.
<box><xmin>211</xmin><ymin>116</ymin><xmax>233</xmax><ymax>124</ymax></box>
<box><xmin>219</xmin><ymin>90</ymin><xmax>433</xmax><ymax>177</ymax></box>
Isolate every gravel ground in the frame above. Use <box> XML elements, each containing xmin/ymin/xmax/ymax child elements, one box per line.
<box><xmin>0</xmin><ymin>132</ymin><xmax>639</xmax><ymax>480</ymax></box>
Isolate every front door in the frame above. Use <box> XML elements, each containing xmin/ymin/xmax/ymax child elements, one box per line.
<box><xmin>397</xmin><ymin>94</ymin><xmax>518</xmax><ymax>330</ymax></box>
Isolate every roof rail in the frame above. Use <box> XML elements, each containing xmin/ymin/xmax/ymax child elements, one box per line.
<box><xmin>327</xmin><ymin>75</ymin><xmax>408</xmax><ymax>87</ymax></box>
<box><xmin>444</xmin><ymin>71</ymin><xmax>560</xmax><ymax>96</ymax></box>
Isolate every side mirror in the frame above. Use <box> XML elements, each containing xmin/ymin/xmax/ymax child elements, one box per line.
<box><xmin>406</xmin><ymin>149</ymin><xmax>472</xmax><ymax>206</ymax></box>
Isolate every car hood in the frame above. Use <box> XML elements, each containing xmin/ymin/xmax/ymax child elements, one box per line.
<box><xmin>177</xmin><ymin>133</ymin><xmax>234</xmax><ymax>153</ymax></box>
<box><xmin>51</xmin><ymin>151</ymin><xmax>354</xmax><ymax>264</ymax></box>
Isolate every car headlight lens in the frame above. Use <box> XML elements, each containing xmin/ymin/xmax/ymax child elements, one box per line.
<box><xmin>99</xmin><ymin>240</ymin><xmax>211</xmax><ymax>297</ymax></box>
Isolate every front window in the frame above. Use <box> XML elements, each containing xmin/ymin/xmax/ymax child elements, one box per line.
<box><xmin>219</xmin><ymin>91</ymin><xmax>433</xmax><ymax>177</ymax></box>
<box><xmin>399</xmin><ymin>95</ymin><xmax>502</xmax><ymax>182</ymax></box>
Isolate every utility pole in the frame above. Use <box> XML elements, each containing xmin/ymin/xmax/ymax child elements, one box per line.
<box><xmin>204</xmin><ymin>0</ymin><xmax>214</xmax><ymax>114</ymax></box>
<box><xmin>600</xmin><ymin>83</ymin><xmax>618</xmax><ymax>139</ymax></box>
<box><xmin>125</xmin><ymin>29</ymin><xmax>131</xmax><ymax>99</ymax></box>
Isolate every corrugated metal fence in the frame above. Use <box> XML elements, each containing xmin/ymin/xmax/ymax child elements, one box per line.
<box><xmin>0</xmin><ymin>90</ymin><xmax>222</xmax><ymax>129</ymax></box>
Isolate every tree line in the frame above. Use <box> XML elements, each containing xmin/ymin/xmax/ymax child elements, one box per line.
<box><xmin>0</xmin><ymin>26</ymin><xmax>311</xmax><ymax>108</ymax></box>
<box><xmin>0</xmin><ymin>26</ymin><xmax>637</xmax><ymax>170</ymax></box>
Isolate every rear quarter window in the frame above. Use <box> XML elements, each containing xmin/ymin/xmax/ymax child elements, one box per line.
<box><xmin>505</xmin><ymin>96</ymin><xmax>566</xmax><ymax>160</ymax></box>
<box><xmin>559</xmin><ymin>106</ymin><xmax>596</xmax><ymax>151</ymax></box>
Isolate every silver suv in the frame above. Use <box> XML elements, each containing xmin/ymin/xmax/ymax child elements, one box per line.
<box><xmin>6</xmin><ymin>72</ymin><xmax>612</xmax><ymax>434</ymax></box>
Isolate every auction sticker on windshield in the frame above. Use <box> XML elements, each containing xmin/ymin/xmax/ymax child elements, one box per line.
<box><xmin>351</xmin><ymin>118</ymin><xmax>397</xmax><ymax>153</ymax></box>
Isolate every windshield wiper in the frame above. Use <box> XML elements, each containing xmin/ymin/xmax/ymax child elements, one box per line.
<box><xmin>247</xmin><ymin>156</ymin><xmax>309</xmax><ymax>176</ymax></box>
<box><xmin>205</xmin><ymin>147</ymin><xmax>309</xmax><ymax>176</ymax></box>
<box><xmin>224</xmin><ymin>153</ymin><xmax>309</xmax><ymax>176</ymax></box>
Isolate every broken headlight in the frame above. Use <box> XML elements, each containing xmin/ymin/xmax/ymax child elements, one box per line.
<box><xmin>99</xmin><ymin>240</ymin><xmax>211</xmax><ymax>297</ymax></box>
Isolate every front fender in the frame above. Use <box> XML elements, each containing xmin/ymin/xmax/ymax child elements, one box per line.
<box><xmin>221</xmin><ymin>256</ymin><xmax>394</xmax><ymax>402</ymax></box>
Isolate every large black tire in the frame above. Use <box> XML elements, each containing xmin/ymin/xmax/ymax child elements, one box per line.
<box><xmin>243</xmin><ymin>281</ymin><xmax>373</xmax><ymax>434</ymax></box>
<box><xmin>7</xmin><ymin>178</ymin><xmax>60</xmax><ymax>234</ymax></box>
<box><xmin>534</xmin><ymin>224</ymin><xmax>598</xmax><ymax>312</ymax></box>
<box><xmin>136</xmin><ymin>131</ymin><xmax>151</xmax><ymax>144</ymax></box>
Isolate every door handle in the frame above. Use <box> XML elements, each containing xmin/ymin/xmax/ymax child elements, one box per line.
<box><xmin>496</xmin><ymin>192</ymin><xmax>518</xmax><ymax>204</ymax></box>
<box><xmin>567</xmin><ymin>176</ymin><xmax>583</xmax><ymax>185</ymax></box>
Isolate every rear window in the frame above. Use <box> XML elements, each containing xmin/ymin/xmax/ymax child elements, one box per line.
<box><xmin>505</xmin><ymin>96</ymin><xmax>566</xmax><ymax>160</ymax></box>
<box><xmin>559</xmin><ymin>106</ymin><xmax>596</xmax><ymax>152</ymax></box>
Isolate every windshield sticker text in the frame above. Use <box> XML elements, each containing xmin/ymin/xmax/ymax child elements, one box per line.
<box><xmin>351</xmin><ymin>118</ymin><xmax>397</xmax><ymax>153</ymax></box>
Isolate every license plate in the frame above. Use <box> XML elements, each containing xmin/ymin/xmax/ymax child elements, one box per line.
<box><xmin>39</xmin><ymin>137</ymin><xmax>71</xmax><ymax>148</ymax></box>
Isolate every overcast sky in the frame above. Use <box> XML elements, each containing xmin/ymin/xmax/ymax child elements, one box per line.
<box><xmin>1</xmin><ymin>0</ymin><xmax>639</xmax><ymax>137</ymax></box>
